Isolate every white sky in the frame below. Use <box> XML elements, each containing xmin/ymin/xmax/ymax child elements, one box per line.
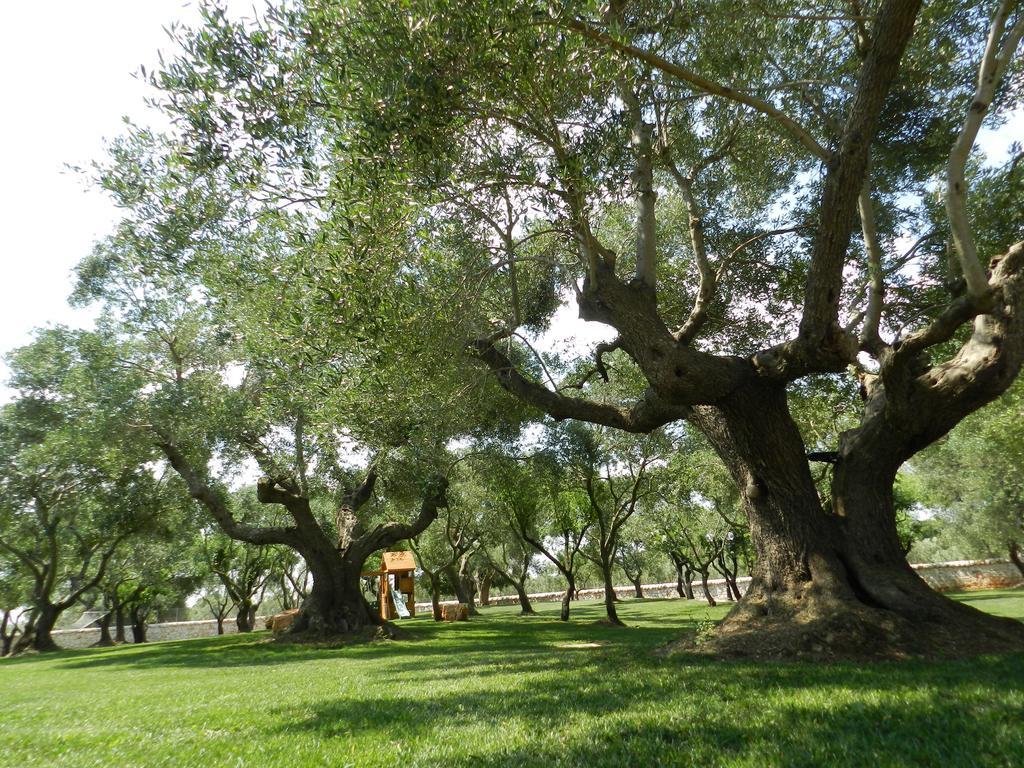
<box><xmin>0</xmin><ymin>3</ymin><xmax>1019</xmax><ymax>402</ymax></box>
<box><xmin>0</xmin><ymin>1</ymin><xmax>254</xmax><ymax>400</ymax></box>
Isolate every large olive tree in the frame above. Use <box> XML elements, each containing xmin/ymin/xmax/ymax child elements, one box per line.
<box><xmin>318</xmin><ymin>0</ymin><xmax>1024</xmax><ymax>657</ymax></box>
<box><xmin>106</xmin><ymin>0</ymin><xmax>1024</xmax><ymax>656</ymax></box>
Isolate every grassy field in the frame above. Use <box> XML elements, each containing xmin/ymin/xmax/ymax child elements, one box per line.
<box><xmin>1</xmin><ymin>591</ymin><xmax>1023</xmax><ymax>768</ymax></box>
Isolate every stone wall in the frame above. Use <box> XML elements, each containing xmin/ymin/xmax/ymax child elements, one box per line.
<box><xmin>417</xmin><ymin>558</ymin><xmax>1023</xmax><ymax>612</ymax></box>
<box><xmin>50</xmin><ymin>617</ymin><xmax>267</xmax><ymax>650</ymax></box>
<box><xmin>911</xmin><ymin>558</ymin><xmax>1022</xmax><ymax>592</ymax></box>
<box><xmin>45</xmin><ymin>559</ymin><xmax>1021</xmax><ymax>649</ymax></box>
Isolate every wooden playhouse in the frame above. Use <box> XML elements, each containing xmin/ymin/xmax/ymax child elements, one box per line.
<box><xmin>362</xmin><ymin>551</ymin><xmax>416</xmax><ymax>620</ymax></box>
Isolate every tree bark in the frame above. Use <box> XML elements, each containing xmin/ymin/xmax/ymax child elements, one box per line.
<box><xmin>428</xmin><ymin>573</ymin><xmax>443</xmax><ymax>622</ymax></box>
<box><xmin>673</xmin><ymin>560</ymin><xmax>685</xmax><ymax>598</ymax></box>
<box><xmin>449</xmin><ymin>558</ymin><xmax>479</xmax><ymax>616</ymax></box>
<box><xmin>30</xmin><ymin>605</ymin><xmax>60</xmax><ymax>653</ymax></box>
<box><xmin>114</xmin><ymin>603</ymin><xmax>126</xmax><ymax>643</ymax></box>
<box><xmin>560</xmin><ymin>573</ymin><xmax>575</xmax><ymax>622</ymax></box>
<box><xmin>130</xmin><ymin>608</ymin><xmax>147</xmax><ymax>644</ymax></box>
<box><xmin>602</xmin><ymin>565</ymin><xmax>623</xmax><ymax>625</ymax></box>
<box><xmin>478</xmin><ymin>571</ymin><xmax>492</xmax><ymax>606</ymax></box>
<box><xmin>685</xmin><ymin>378</ymin><xmax>1024</xmax><ymax>659</ymax></box>
<box><xmin>698</xmin><ymin>570</ymin><xmax>717</xmax><ymax>607</ymax></box>
<box><xmin>1009</xmin><ymin>541</ymin><xmax>1024</xmax><ymax>579</ymax></box>
<box><xmin>515</xmin><ymin>581</ymin><xmax>536</xmax><ymax>615</ymax></box>
<box><xmin>631</xmin><ymin>577</ymin><xmax>644</xmax><ymax>599</ymax></box>
<box><xmin>236</xmin><ymin>600</ymin><xmax>255</xmax><ymax>633</ymax></box>
<box><xmin>288</xmin><ymin>546</ymin><xmax>381</xmax><ymax>635</ymax></box>
<box><xmin>94</xmin><ymin>611</ymin><xmax>115</xmax><ymax>647</ymax></box>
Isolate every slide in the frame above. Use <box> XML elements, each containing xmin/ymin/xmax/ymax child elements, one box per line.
<box><xmin>391</xmin><ymin>589</ymin><xmax>411</xmax><ymax>618</ymax></box>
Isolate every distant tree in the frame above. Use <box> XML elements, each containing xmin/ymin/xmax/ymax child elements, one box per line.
<box><xmin>516</xmin><ymin>483</ymin><xmax>593</xmax><ymax>623</ymax></box>
<box><xmin>0</xmin><ymin>330</ymin><xmax>164</xmax><ymax>652</ymax></box>
<box><xmin>198</xmin><ymin>579</ymin><xmax>235</xmax><ymax>635</ymax></box>
<box><xmin>197</xmin><ymin>494</ymin><xmax>277</xmax><ymax>632</ymax></box>
<box><xmin>410</xmin><ymin>498</ymin><xmax>479</xmax><ymax>621</ymax></box>
<box><xmin>553</xmin><ymin>424</ymin><xmax>664</xmax><ymax>625</ymax></box>
<box><xmin>913</xmin><ymin>378</ymin><xmax>1024</xmax><ymax>576</ymax></box>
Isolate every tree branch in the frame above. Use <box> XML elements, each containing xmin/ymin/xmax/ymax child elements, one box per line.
<box><xmin>351</xmin><ymin>476</ymin><xmax>449</xmax><ymax>563</ymax></box>
<box><xmin>857</xmin><ymin>183</ymin><xmax>886</xmax><ymax>353</ymax></box>
<box><xmin>945</xmin><ymin>1</ymin><xmax>1024</xmax><ymax>299</ymax></box>
<box><xmin>797</xmin><ymin>0</ymin><xmax>922</xmax><ymax>348</ymax></box>
<box><xmin>469</xmin><ymin>339</ymin><xmax>689</xmax><ymax>432</ymax></box>
<box><xmin>561</xmin><ymin>18</ymin><xmax>829</xmax><ymax>160</ymax></box>
<box><xmin>158</xmin><ymin>441</ymin><xmax>304</xmax><ymax>548</ymax></box>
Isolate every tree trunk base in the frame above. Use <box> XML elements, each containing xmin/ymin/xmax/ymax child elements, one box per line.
<box><xmin>667</xmin><ymin>576</ymin><xmax>1024</xmax><ymax>661</ymax></box>
<box><xmin>275</xmin><ymin>622</ymin><xmax>406</xmax><ymax>645</ymax></box>
<box><xmin>283</xmin><ymin>589</ymin><xmax>388</xmax><ymax>641</ymax></box>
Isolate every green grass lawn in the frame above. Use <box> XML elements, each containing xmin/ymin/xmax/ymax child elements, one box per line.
<box><xmin>2</xmin><ymin>592</ymin><xmax>1023</xmax><ymax>768</ymax></box>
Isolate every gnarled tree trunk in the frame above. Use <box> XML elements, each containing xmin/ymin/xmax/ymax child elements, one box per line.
<box><xmin>515</xmin><ymin>581</ymin><xmax>535</xmax><ymax>615</ymax></box>
<box><xmin>94</xmin><ymin>611</ymin><xmax>115</xmax><ymax>647</ymax></box>
<box><xmin>30</xmin><ymin>605</ymin><xmax>60</xmax><ymax>653</ymax></box>
<box><xmin>688</xmin><ymin>378</ymin><xmax>1024</xmax><ymax>659</ymax></box>
<box><xmin>235</xmin><ymin>600</ymin><xmax>255</xmax><ymax>633</ymax></box>
<box><xmin>560</xmin><ymin>573</ymin><xmax>576</xmax><ymax>622</ymax></box>
<box><xmin>1010</xmin><ymin>541</ymin><xmax>1024</xmax><ymax>579</ymax></box>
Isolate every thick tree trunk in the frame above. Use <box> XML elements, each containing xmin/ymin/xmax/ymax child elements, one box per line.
<box><xmin>515</xmin><ymin>581</ymin><xmax>536</xmax><ymax>615</ymax></box>
<box><xmin>30</xmin><ymin>605</ymin><xmax>60</xmax><ymax>653</ymax></box>
<box><xmin>602</xmin><ymin>564</ymin><xmax>623</xmax><ymax>625</ymax></box>
<box><xmin>450</xmin><ymin>560</ymin><xmax>479</xmax><ymax>616</ymax></box>
<box><xmin>631</xmin><ymin>578</ymin><xmax>644</xmax><ymax>599</ymax></box>
<box><xmin>289</xmin><ymin>549</ymin><xmax>381</xmax><ymax>636</ymax></box>
<box><xmin>131</xmin><ymin>608</ymin><xmax>147</xmax><ymax>644</ymax></box>
<box><xmin>1010</xmin><ymin>541</ymin><xmax>1024</xmax><ymax>579</ymax></box>
<box><xmin>216</xmin><ymin>617</ymin><xmax>225</xmax><ymax>635</ymax></box>
<box><xmin>114</xmin><ymin>604</ymin><xmax>127</xmax><ymax>643</ymax></box>
<box><xmin>684</xmin><ymin>379</ymin><xmax>1024</xmax><ymax>659</ymax></box>
<box><xmin>236</xmin><ymin>601</ymin><xmax>254</xmax><ymax>633</ymax></box>
<box><xmin>560</xmin><ymin>573</ymin><xmax>575</xmax><ymax>622</ymax></box>
<box><xmin>94</xmin><ymin>612</ymin><xmax>115</xmax><ymax>647</ymax></box>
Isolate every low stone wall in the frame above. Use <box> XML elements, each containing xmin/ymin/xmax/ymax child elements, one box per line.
<box><xmin>50</xmin><ymin>617</ymin><xmax>267</xmax><ymax>650</ymax></box>
<box><xmin>416</xmin><ymin>558</ymin><xmax>1023</xmax><ymax>612</ymax></box>
<box><xmin>911</xmin><ymin>558</ymin><xmax>1022</xmax><ymax>592</ymax></box>
<box><xmin>46</xmin><ymin>559</ymin><xmax>1021</xmax><ymax>648</ymax></box>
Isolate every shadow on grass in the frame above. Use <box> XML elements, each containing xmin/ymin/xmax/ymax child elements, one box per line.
<box><xmin>271</xmin><ymin>652</ymin><xmax>1024</xmax><ymax>766</ymax></box>
<box><xmin>49</xmin><ymin>601</ymin><xmax>709</xmax><ymax>672</ymax></box>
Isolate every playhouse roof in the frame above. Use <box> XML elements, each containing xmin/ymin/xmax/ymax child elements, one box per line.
<box><xmin>381</xmin><ymin>551</ymin><xmax>416</xmax><ymax>572</ymax></box>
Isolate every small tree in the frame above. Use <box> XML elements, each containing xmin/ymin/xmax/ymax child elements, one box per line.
<box><xmin>410</xmin><ymin>501</ymin><xmax>479</xmax><ymax>621</ymax></box>
<box><xmin>199</xmin><ymin>579</ymin><xmax>235</xmax><ymax>635</ymax></box>
<box><xmin>198</xmin><ymin>507</ymin><xmax>275</xmax><ymax>632</ymax></box>
<box><xmin>560</xmin><ymin>424</ymin><xmax>663</xmax><ymax>625</ymax></box>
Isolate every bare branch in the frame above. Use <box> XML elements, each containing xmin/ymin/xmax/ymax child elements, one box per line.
<box><xmin>561</xmin><ymin>18</ymin><xmax>829</xmax><ymax>160</ymax></box>
<box><xmin>945</xmin><ymin>2</ymin><xmax>1024</xmax><ymax>299</ymax></box>
<box><xmin>797</xmin><ymin>0</ymin><xmax>922</xmax><ymax>349</ymax></box>
<box><xmin>857</xmin><ymin>184</ymin><xmax>886</xmax><ymax>353</ymax></box>
<box><xmin>469</xmin><ymin>339</ymin><xmax>689</xmax><ymax>432</ymax></box>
